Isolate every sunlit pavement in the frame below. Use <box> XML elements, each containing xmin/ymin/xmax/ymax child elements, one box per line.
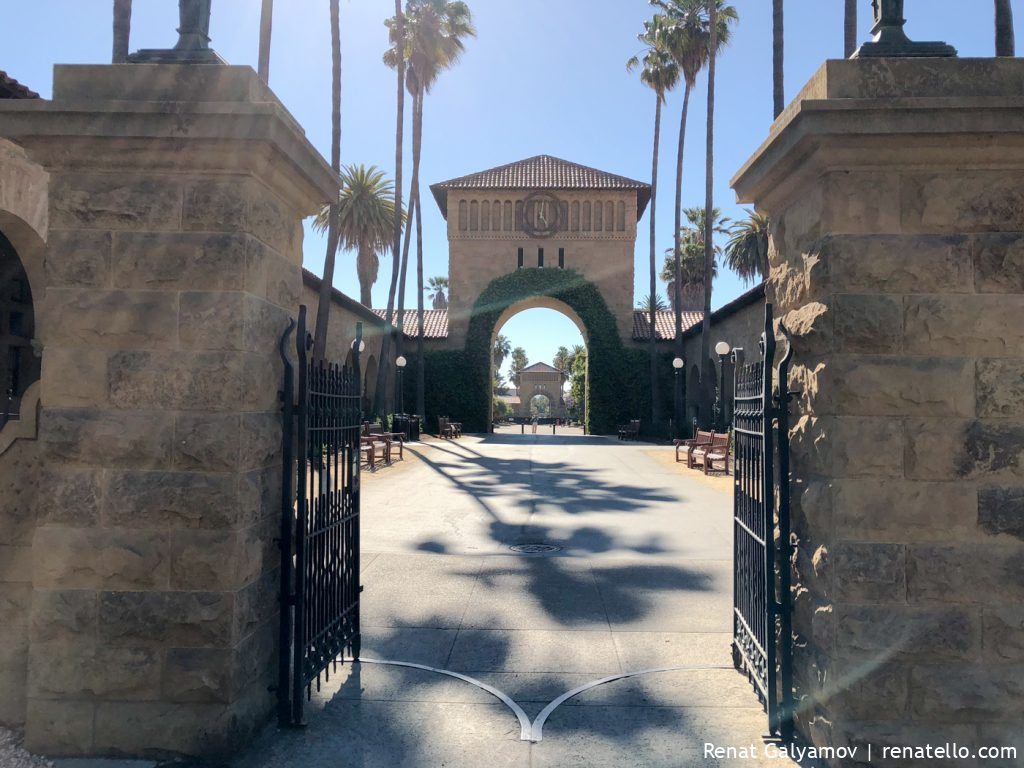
<box><xmin>233</xmin><ymin>432</ymin><xmax>796</xmax><ymax>768</ymax></box>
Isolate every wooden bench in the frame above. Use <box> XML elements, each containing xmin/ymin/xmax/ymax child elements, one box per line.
<box><xmin>617</xmin><ymin>419</ymin><xmax>640</xmax><ymax>441</ymax></box>
<box><xmin>360</xmin><ymin>435</ymin><xmax>389</xmax><ymax>468</ymax></box>
<box><xmin>438</xmin><ymin>417</ymin><xmax>454</xmax><ymax>439</ymax></box>
<box><xmin>690</xmin><ymin>431</ymin><xmax>730</xmax><ymax>472</ymax></box>
<box><xmin>675</xmin><ymin>430</ymin><xmax>714</xmax><ymax>463</ymax></box>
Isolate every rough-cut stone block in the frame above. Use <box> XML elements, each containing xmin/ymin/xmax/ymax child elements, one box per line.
<box><xmin>34</xmin><ymin>467</ymin><xmax>102</xmax><ymax>527</ymax></box>
<box><xmin>243</xmin><ymin>295</ymin><xmax>290</xmax><ymax>353</ymax></box>
<box><xmin>28</xmin><ymin>643</ymin><xmax>160</xmax><ymax>700</ymax></box>
<box><xmin>977</xmin><ymin>359</ymin><xmax>1024</xmax><ymax>418</ymax></box>
<box><xmin>779</xmin><ymin>302</ymin><xmax>832</xmax><ymax>356</ymax></box>
<box><xmin>109</xmin><ymin>350</ymin><xmax>244</xmax><ymax>411</ymax></box>
<box><xmin>239</xmin><ymin>412</ymin><xmax>280</xmax><ymax>471</ymax></box>
<box><xmin>974</xmin><ymin>234</ymin><xmax>1024</xmax><ymax>294</ymax></box>
<box><xmin>170</xmin><ymin>529</ymin><xmax>261</xmax><ymax>591</ymax></box>
<box><xmin>0</xmin><ymin>440</ymin><xmax>42</xmax><ymax>546</ymax></box>
<box><xmin>33</xmin><ymin>528</ymin><xmax>168</xmax><ymax>590</ymax></box>
<box><xmin>0</xmin><ymin>584</ymin><xmax>30</xmax><ymax>660</ymax></box>
<box><xmin>910</xmin><ymin>664</ymin><xmax>1024</xmax><ymax>722</ymax></box>
<box><xmin>834</xmin><ymin>480</ymin><xmax>977</xmax><ymax>542</ymax></box>
<box><xmin>836</xmin><ymin>606</ymin><xmax>980</xmax><ymax>660</ymax></box>
<box><xmin>40</xmin><ymin>348</ymin><xmax>108</xmax><ymax>409</ymax></box>
<box><xmin>979</xmin><ymin>724</ymin><xmax>1023</xmax><ymax>768</ymax></box>
<box><xmin>248</xmin><ymin>183</ymin><xmax>299</xmax><ymax>257</ymax></box>
<box><xmin>40</xmin><ymin>409</ymin><xmax>174</xmax><ymax>469</ymax></box>
<box><xmin>182</xmin><ymin>180</ymin><xmax>247</xmax><ymax>233</ymax></box>
<box><xmin>112</xmin><ymin>232</ymin><xmax>246</xmax><ymax>291</ymax></box>
<box><xmin>906</xmin><ymin>420</ymin><xmax>1024</xmax><ymax>481</ymax></box>
<box><xmin>0</xmin><ymin>660</ymin><xmax>27</xmax><ymax>725</ymax></box>
<box><xmin>984</xmin><ymin>608</ymin><xmax>1024</xmax><ymax>662</ymax></box>
<box><xmin>163</xmin><ymin>648</ymin><xmax>235</xmax><ymax>704</ymax></box>
<box><xmin>233</xmin><ymin>570</ymin><xmax>277</xmax><ymax>642</ymax></box>
<box><xmin>902</xmin><ymin>172</ymin><xmax>1024</xmax><ymax>233</ymax></box>
<box><xmin>241</xmin><ymin>353</ymin><xmax>280</xmax><ymax>411</ymax></box>
<box><xmin>50</xmin><ymin>173</ymin><xmax>181</xmax><ymax>231</ymax></box>
<box><xmin>832</xmin><ymin>356</ymin><xmax>974</xmax><ymax>417</ymax></box>
<box><xmin>103</xmin><ymin>470</ymin><xmax>241</xmax><ymax>530</ymax></box>
<box><xmin>173</xmin><ymin>413</ymin><xmax>241</xmax><ymax>472</ymax></box>
<box><xmin>25</xmin><ymin>699</ymin><xmax>95</xmax><ymax>756</ymax></box>
<box><xmin>93</xmin><ymin>700</ymin><xmax>232</xmax><ymax>757</ymax></box>
<box><xmin>838</xmin><ymin>721</ymin><xmax>980</xmax><ymax>768</ymax></box>
<box><xmin>833</xmin><ymin>294</ymin><xmax>902</xmax><ymax>353</ymax></box>
<box><xmin>832</xmin><ymin>417</ymin><xmax>904</xmax><ymax>478</ymax></box>
<box><xmin>908</xmin><ymin>544</ymin><xmax>1024</xmax><ymax>604</ymax></box>
<box><xmin>979</xmin><ymin>487</ymin><xmax>1024</xmax><ymax>542</ymax></box>
<box><xmin>824</xmin><ymin>235</ymin><xmax>973</xmax><ymax>294</ymax></box>
<box><xmin>238</xmin><ymin>468</ymin><xmax>279</xmax><ymax>527</ymax></box>
<box><xmin>41</xmin><ymin>289</ymin><xmax>178</xmax><ymax>349</ymax></box>
<box><xmin>831</xmin><ymin>655</ymin><xmax>909</xmax><ymax>719</ymax></box>
<box><xmin>179</xmin><ymin>291</ymin><xmax>244</xmax><ymax>351</ymax></box>
<box><xmin>99</xmin><ymin>591</ymin><xmax>232</xmax><ymax>648</ymax></box>
<box><xmin>833</xmin><ymin>542</ymin><xmax>905</xmax><ymax>602</ymax></box>
<box><xmin>0</xmin><ymin>545</ymin><xmax>32</xmax><ymax>584</ymax></box>
<box><xmin>45</xmin><ymin>230</ymin><xmax>111</xmax><ymax>287</ymax></box>
<box><xmin>30</xmin><ymin>590</ymin><xmax>97</xmax><ymax>645</ymax></box>
<box><xmin>905</xmin><ymin>295</ymin><xmax>1024</xmax><ymax>357</ymax></box>
<box><xmin>824</xmin><ymin>171</ymin><xmax>901</xmax><ymax>234</ymax></box>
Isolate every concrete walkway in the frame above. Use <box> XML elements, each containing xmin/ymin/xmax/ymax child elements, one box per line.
<box><xmin>233</xmin><ymin>431</ymin><xmax>794</xmax><ymax>768</ymax></box>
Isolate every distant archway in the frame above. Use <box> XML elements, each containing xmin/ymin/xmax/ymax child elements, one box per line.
<box><xmin>0</xmin><ymin>231</ymin><xmax>39</xmax><ymax>428</ymax></box>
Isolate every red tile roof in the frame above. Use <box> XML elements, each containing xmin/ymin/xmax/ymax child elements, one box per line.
<box><xmin>430</xmin><ymin>155</ymin><xmax>651</xmax><ymax>219</ymax></box>
<box><xmin>372</xmin><ymin>309</ymin><xmax>449</xmax><ymax>339</ymax></box>
<box><xmin>522</xmin><ymin>362</ymin><xmax>563</xmax><ymax>375</ymax></box>
<box><xmin>632</xmin><ymin>310</ymin><xmax>703</xmax><ymax>341</ymax></box>
<box><xmin>0</xmin><ymin>71</ymin><xmax>40</xmax><ymax>99</ymax></box>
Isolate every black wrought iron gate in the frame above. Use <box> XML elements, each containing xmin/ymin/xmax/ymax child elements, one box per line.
<box><xmin>278</xmin><ymin>306</ymin><xmax>363</xmax><ymax>726</ymax></box>
<box><xmin>731</xmin><ymin>303</ymin><xmax>794</xmax><ymax>742</ymax></box>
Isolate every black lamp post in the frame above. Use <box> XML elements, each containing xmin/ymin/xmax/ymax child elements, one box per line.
<box><xmin>715</xmin><ymin>341</ymin><xmax>731</xmax><ymax>432</ymax></box>
<box><xmin>395</xmin><ymin>355</ymin><xmax>407</xmax><ymax>416</ymax></box>
<box><xmin>853</xmin><ymin>0</ymin><xmax>956</xmax><ymax>58</ymax></box>
<box><xmin>672</xmin><ymin>356</ymin><xmax>684</xmax><ymax>439</ymax></box>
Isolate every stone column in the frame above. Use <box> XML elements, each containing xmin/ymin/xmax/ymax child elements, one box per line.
<box><xmin>0</xmin><ymin>65</ymin><xmax>335</xmax><ymax>757</ymax></box>
<box><xmin>733</xmin><ymin>59</ymin><xmax>1024</xmax><ymax>760</ymax></box>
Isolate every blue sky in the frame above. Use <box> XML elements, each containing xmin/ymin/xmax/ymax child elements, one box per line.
<box><xmin>4</xmin><ymin>0</ymin><xmax>1018</xmax><ymax>379</ymax></box>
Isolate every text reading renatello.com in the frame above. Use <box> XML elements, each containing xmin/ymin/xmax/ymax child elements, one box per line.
<box><xmin>703</xmin><ymin>743</ymin><xmax>1018</xmax><ymax>762</ymax></box>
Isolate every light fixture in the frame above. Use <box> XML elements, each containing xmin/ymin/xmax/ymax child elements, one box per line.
<box><xmin>351</xmin><ymin>339</ymin><xmax>366</xmax><ymax>353</ymax></box>
<box><xmin>396</xmin><ymin>355</ymin><xmax>407</xmax><ymax>369</ymax></box>
<box><xmin>715</xmin><ymin>341</ymin><xmax>731</xmax><ymax>357</ymax></box>
<box><xmin>672</xmin><ymin>357</ymin><xmax>684</xmax><ymax>370</ymax></box>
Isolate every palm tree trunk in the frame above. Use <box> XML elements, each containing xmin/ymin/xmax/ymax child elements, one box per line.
<box><xmin>673</xmin><ymin>83</ymin><xmax>692</xmax><ymax>437</ymax></box>
<box><xmin>415</xmin><ymin>92</ymin><xmax>427</xmax><ymax>420</ymax></box>
<box><xmin>357</xmin><ymin>244</ymin><xmax>374</xmax><ymax>307</ymax></box>
<box><xmin>112</xmin><ymin>0</ymin><xmax>132</xmax><ymax>63</ymax></box>
<box><xmin>258</xmin><ymin>0</ymin><xmax>274</xmax><ymax>83</ymax></box>
<box><xmin>395</xmin><ymin>89</ymin><xmax>422</xmax><ymax>367</ymax></box>
<box><xmin>312</xmin><ymin>0</ymin><xmax>342</xmax><ymax>362</ymax></box>
<box><xmin>701</xmin><ymin>0</ymin><xmax>718</xmax><ymax>429</ymax></box>
<box><xmin>372</xmin><ymin>0</ymin><xmax>406</xmax><ymax>417</ymax></box>
<box><xmin>844</xmin><ymin>0</ymin><xmax>857</xmax><ymax>58</ymax></box>
<box><xmin>996</xmin><ymin>0</ymin><xmax>1016</xmax><ymax>56</ymax></box>
<box><xmin>772</xmin><ymin>0</ymin><xmax>784</xmax><ymax>119</ymax></box>
<box><xmin>648</xmin><ymin>93</ymin><xmax>663</xmax><ymax>434</ymax></box>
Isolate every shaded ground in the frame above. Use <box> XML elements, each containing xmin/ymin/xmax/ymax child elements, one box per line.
<box><xmin>232</xmin><ymin>432</ymin><xmax>795</xmax><ymax>768</ymax></box>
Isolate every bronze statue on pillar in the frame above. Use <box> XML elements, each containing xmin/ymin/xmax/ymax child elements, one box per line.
<box><xmin>129</xmin><ymin>0</ymin><xmax>224</xmax><ymax>64</ymax></box>
<box><xmin>853</xmin><ymin>0</ymin><xmax>957</xmax><ymax>58</ymax></box>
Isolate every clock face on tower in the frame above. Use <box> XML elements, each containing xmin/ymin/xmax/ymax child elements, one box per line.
<box><xmin>522</xmin><ymin>192</ymin><xmax>563</xmax><ymax>238</ymax></box>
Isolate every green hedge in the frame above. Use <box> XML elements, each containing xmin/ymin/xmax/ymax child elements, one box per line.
<box><xmin>407</xmin><ymin>269</ymin><xmax>677</xmax><ymax>436</ymax></box>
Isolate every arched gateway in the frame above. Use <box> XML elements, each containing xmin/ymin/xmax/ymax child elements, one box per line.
<box><xmin>412</xmin><ymin>155</ymin><xmax>672</xmax><ymax>434</ymax></box>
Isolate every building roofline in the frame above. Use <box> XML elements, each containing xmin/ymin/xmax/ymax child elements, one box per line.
<box><xmin>679</xmin><ymin>281</ymin><xmax>766</xmax><ymax>342</ymax></box>
<box><xmin>301</xmin><ymin>268</ymin><xmax>388</xmax><ymax>328</ymax></box>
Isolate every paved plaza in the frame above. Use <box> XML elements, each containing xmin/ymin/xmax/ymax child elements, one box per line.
<box><xmin>232</xmin><ymin>431</ymin><xmax>794</xmax><ymax>768</ymax></box>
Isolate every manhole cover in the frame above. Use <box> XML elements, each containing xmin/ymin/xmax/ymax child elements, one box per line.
<box><xmin>510</xmin><ymin>543</ymin><xmax>562</xmax><ymax>554</ymax></box>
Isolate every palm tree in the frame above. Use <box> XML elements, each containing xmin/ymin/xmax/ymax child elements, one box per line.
<box><xmin>312</xmin><ymin>0</ymin><xmax>343</xmax><ymax>361</ymax></box>
<box><xmin>773</xmin><ymin>0</ymin><xmax>784</xmax><ymax>118</ymax></box>
<box><xmin>312</xmin><ymin>165</ymin><xmax>399</xmax><ymax>307</ymax></box>
<box><xmin>427</xmin><ymin>276</ymin><xmax>448</xmax><ymax>309</ymax></box>
<box><xmin>725</xmin><ymin>210</ymin><xmax>769</xmax><ymax>285</ymax></box>
<box><xmin>654</xmin><ymin>0</ymin><xmax>737</xmax><ymax>431</ymax></box>
<box><xmin>844</xmin><ymin>0</ymin><xmax>857</xmax><ymax>58</ymax></box>
<box><xmin>996</xmin><ymin>0</ymin><xmax>1016</xmax><ymax>56</ymax></box>
<box><xmin>258</xmin><ymin>0</ymin><xmax>274</xmax><ymax>83</ymax></box>
<box><xmin>553</xmin><ymin>346</ymin><xmax>571</xmax><ymax>374</ymax></box>
<box><xmin>628</xmin><ymin>13</ymin><xmax>679</xmax><ymax>434</ymax></box>
<box><xmin>701</xmin><ymin>0</ymin><xmax>720</xmax><ymax>428</ymax></box>
<box><xmin>493</xmin><ymin>334</ymin><xmax>511</xmax><ymax>370</ymax></box>
<box><xmin>638</xmin><ymin>293</ymin><xmax>669</xmax><ymax>313</ymax></box>
<box><xmin>112</xmin><ymin>0</ymin><xmax>132</xmax><ymax>63</ymax></box>
<box><xmin>510</xmin><ymin>347</ymin><xmax>528</xmax><ymax>392</ymax></box>
<box><xmin>373</xmin><ymin>0</ymin><xmax>407</xmax><ymax>417</ymax></box>
<box><xmin>386</xmin><ymin>0</ymin><xmax>476</xmax><ymax>420</ymax></box>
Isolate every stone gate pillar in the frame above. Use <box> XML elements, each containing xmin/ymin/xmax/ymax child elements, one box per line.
<box><xmin>733</xmin><ymin>59</ymin><xmax>1024</xmax><ymax>761</ymax></box>
<box><xmin>0</xmin><ymin>65</ymin><xmax>335</xmax><ymax>757</ymax></box>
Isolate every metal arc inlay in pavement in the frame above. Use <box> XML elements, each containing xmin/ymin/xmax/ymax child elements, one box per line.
<box><xmin>350</xmin><ymin>658</ymin><xmax>733</xmax><ymax>743</ymax></box>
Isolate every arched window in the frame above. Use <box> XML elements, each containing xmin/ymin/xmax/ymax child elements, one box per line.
<box><xmin>493</xmin><ymin>200</ymin><xmax>502</xmax><ymax>231</ymax></box>
<box><xmin>594</xmin><ymin>200</ymin><xmax>603</xmax><ymax>231</ymax></box>
<box><xmin>571</xmin><ymin>201</ymin><xmax>580</xmax><ymax>231</ymax></box>
<box><xmin>582</xmin><ymin>202</ymin><xmax>591</xmax><ymax>231</ymax></box>
<box><xmin>605</xmin><ymin>202</ymin><xmax>614</xmax><ymax>231</ymax></box>
<box><xmin>458</xmin><ymin>200</ymin><xmax>468</xmax><ymax>231</ymax></box>
<box><xmin>616</xmin><ymin>201</ymin><xmax>626</xmax><ymax>231</ymax></box>
<box><xmin>481</xmin><ymin>201</ymin><xmax>490</xmax><ymax>232</ymax></box>
<box><xmin>503</xmin><ymin>201</ymin><xmax>513</xmax><ymax>231</ymax></box>
<box><xmin>514</xmin><ymin>201</ymin><xmax>524</xmax><ymax>231</ymax></box>
<box><xmin>559</xmin><ymin>202</ymin><xmax>569</xmax><ymax>232</ymax></box>
<box><xmin>470</xmin><ymin>200</ymin><xmax>479</xmax><ymax>231</ymax></box>
<box><xmin>0</xmin><ymin>232</ymin><xmax>39</xmax><ymax>428</ymax></box>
